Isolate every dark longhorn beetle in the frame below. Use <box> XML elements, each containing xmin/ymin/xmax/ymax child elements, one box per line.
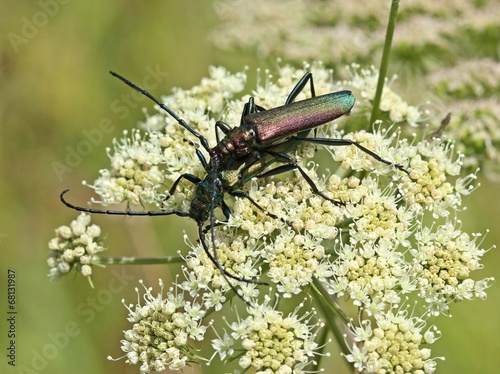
<box><xmin>61</xmin><ymin>70</ymin><xmax>407</xmax><ymax>303</ymax></box>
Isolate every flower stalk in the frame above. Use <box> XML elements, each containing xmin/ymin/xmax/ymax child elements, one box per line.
<box><xmin>94</xmin><ymin>255</ymin><xmax>184</xmax><ymax>266</ymax></box>
<box><xmin>370</xmin><ymin>0</ymin><xmax>400</xmax><ymax>125</ymax></box>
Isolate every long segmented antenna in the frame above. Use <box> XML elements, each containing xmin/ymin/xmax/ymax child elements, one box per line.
<box><xmin>60</xmin><ymin>189</ymin><xmax>266</xmax><ymax>304</ymax></box>
<box><xmin>109</xmin><ymin>71</ymin><xmax>212</xmax><ymax>153</ymax></box>
<box><xmin>60</xmin><ymin>189</ymin><xmax>190</xmax><ymax>217</ymax></box>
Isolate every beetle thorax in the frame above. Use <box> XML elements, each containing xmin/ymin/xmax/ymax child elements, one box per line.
<box><xmin>213</xmin><ymin>124</ymin><xmax>257</xmax><ymax>162</ymax></box>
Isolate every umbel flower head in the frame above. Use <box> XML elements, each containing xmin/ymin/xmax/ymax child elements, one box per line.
<box><xmin>109</xmin><ymin>279</ymin><xmax>207</xmax><ymax>373</ymax></box>
<box><xmin>211</xmin><ymin>294</ymin><xmax>324</xmax><ymax>373</ymax></box>
<box><xmin>47</xmin><ymin>213</ymin><xmax>104</xmax><ymax>286</ymax></box>
<box><xmin>53</xmin><ymin>63</ymin><xmax>493</xmax><ymax>373</ymax></box>
<box><xmin>344</xmin><ymin>305</ymin><xmax>443</xmax><ymax>373</ymax></box>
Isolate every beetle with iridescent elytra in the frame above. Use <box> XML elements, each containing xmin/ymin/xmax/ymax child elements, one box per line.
<box><xmin>61</xmin><ymin>70</ymin><xmax>406</xmax><ymax>303</ymax></box>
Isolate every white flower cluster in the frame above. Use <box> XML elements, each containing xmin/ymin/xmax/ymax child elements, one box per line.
<box><xmin>53</xmin><ymin>63</ymin><xmax>493</xmax><ymax>373</ymax></box>
<box><xmin>344</xmin><ymin>308</ymin><xmax>442</xmax><ymax>373</ymax></box>
<box><xmin>84</xmin><ymin>129</ymin><xmax>167</xmax><ymax>205</ymax></box>
<box><xmin>427</xmin><ymin>58</ymin><xmax>500</xmax><ymax>175</ymax></box>
<box><xmin>211</xmin><ymin>294</ymin><xmax>323</xmax><ymax>373</ymax></box>
<box><xmin>47</xmin><ymin>213</ymin><xmax>104</xmax><ymax>284</ymax></box>
<box><xmin>110</xmin><ymin>279</ymin><xmax>207</xmax><ymax>373</ymax></box>
<box><xmin>344</xmin><ymin>64</ymin><xmax>424</xmax><ymax>126</ymax></box>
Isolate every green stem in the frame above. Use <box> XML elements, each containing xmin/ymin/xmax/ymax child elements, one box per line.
<box><xmin>310</xmin><ymin>320</ymin><xmax>329</xmax><ymax>373</ymax></box>
<box><xmin>312</xmin><ymin>278</ymin><xmax>350</xmax><ymax>355</ymax></box>
<box><xmin>369</xmin><ymin>0</ymin><xmax>400</xmax><ymax>125</ymax></box>
<box><xmin>93</xmin><ymin>256</ymin><xmax>184</xmax><ymax>265</ymax></box>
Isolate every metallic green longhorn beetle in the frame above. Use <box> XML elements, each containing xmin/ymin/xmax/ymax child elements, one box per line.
<box><xmin>61</xmin><ymin>71</ymin><xmax>406</xmax><ymax>303</ymax></box>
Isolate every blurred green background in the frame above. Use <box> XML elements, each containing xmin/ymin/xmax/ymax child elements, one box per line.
<box><xmin>0</xmin><ymin>1</ymin><xmax>498</xmax><ymax>373</ymax></box>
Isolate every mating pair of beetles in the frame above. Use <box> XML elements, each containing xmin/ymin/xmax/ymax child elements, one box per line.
<box><xmin>61</xmin><ymin>70</ymin><xmax>408</xmax><ymax>302</ymax></box>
